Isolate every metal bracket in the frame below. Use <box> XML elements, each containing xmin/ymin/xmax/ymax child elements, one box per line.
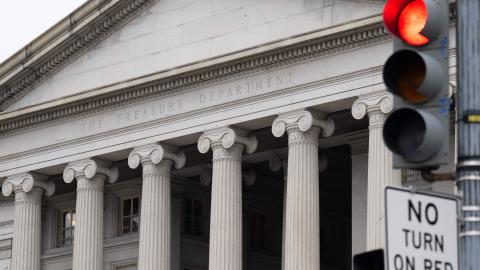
<box><xmin>457</xmin><ymin>175</ymin><xmax>480</xmax><ymax>182</ymax></box>
<box><xmin>460</xmin><ymin>231</ymin><xmax>480</xmax><ymax>237</ymax></box>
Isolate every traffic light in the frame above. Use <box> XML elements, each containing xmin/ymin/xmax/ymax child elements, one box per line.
<box><xmin>382</xmin><ymin>0</ymin><xmax>450</xmax><ymax>169</ymax></box>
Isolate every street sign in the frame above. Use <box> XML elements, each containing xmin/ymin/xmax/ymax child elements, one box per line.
<box><xmin>385</xmin><ymin>186</ymin><xmax>458</xmax><ymax>270</ymax></box>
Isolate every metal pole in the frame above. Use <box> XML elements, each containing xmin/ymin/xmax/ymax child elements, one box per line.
<box><xmin>456</xmin><ymin>1</ymin><xmax>480</xmax><ymax>270</ymax></box>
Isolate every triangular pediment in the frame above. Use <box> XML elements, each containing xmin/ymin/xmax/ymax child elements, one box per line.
<box><xmin>3</xmin><ymin>0</ymin><xmax>384</xmax><ymax>112</ymax></box>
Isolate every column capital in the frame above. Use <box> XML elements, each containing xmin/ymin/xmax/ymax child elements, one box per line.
<box><xmin>351</xmin><ymin>91</ymin><xmax>393</xmax><ymax>120</ymax></box>
<box><xmin>2</xmin><ymin>172</ymin><xmax>55</xmax><ymax>197</ymax></box>
<box><xmin>63</xmin><ymin>158</ymin><xmax>119</xmax><ymax>184</ymax></box>
<box><xmin>128</xmin><ymin>143</ymin><xmax>186</xmax><ymax>170</ymax></box>
<box><xmin>197</xmin><ymin>127</ymin><xmax>258</xmax><ymax>154</ymax></box>
<box><xmin>272</xmin><ymin>109</ymin><xmax>334</xmax><ymax>138</ymax></box>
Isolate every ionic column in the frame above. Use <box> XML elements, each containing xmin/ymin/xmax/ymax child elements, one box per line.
<box><xmin>272</xmin><ymin>109</ymin><xmax>334</xmax><ymax>270</ymax></box>
<box><xmin>63</xmin><ymin>159</ymin><xmax>119</xmax><ymax>270</ymax></box>
<box><xmin>352</xmin><ymin>91</ymin><xmax>402</xmax><ymax>250</ymax></box>
<box><xmin>198</xmin><ymin>127</ymin><xmax>257</xmax><ymax>270</ymax></box>
<box><xmin>2</xmin><ymin>173</ymin><xmax>55</xmax><ymax>270</ymax></box>
<box><xmin>128</xmin><ymin>143</ymin><xmax>186</xmax><ymax>270</ymax></box>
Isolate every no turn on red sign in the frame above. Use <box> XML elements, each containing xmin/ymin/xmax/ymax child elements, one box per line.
<box><xmin>385</xmin><ymin>186</ymin><xmax>459</xmax><ymax>270</ymax></box>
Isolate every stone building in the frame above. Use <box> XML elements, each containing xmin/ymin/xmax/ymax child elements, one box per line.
<box><xmin>0</xmin><ymin>0</ymin><xmax>456</xmax><ymax>270</ymax></box>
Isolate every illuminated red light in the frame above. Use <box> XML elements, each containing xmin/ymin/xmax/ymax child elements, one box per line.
<box><xmin>398</xmin><ymin>1</ymin><xmax>429</xmax><ymax>46</ymax></box>
<box><xmin>383</xmin><ymin>0</ymin><xmax>430</xmax><ymax>46</ymax></box>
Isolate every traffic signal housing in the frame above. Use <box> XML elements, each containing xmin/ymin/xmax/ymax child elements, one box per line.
<box><xmin>382</xmin><ymin>0</ymin><xmax>450</xmax><ymax>169</ymax></box>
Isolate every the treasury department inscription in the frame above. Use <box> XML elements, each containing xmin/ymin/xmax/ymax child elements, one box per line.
<box><xmin>81</xmin><ymin>71</ymin><xmax>294</xmax><ymax>134</ymax></box>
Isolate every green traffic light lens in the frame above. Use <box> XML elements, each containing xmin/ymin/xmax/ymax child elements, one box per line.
<box><xmin>384</xmin><ymin>50</ymin><xmax>428</xmax><ymax>103</ymax></box>
<box><xmin>383</xmin><ymin>108</ymin><xmax>443</xmax><ymax>162</ymax></box>
<box><xmin>384</xmin><ymin>109</ymin><xmax>426</xmax><ymax>159</ymax></box>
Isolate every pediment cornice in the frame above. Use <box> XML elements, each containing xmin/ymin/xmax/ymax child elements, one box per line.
<box><xmin>0</xmin><ymin>0</ymin><xmax>154</xmax><ymax>111</ymax></box>
<box><xmin>0</xmin><ymin>4</ymin><xmax>457</xmax><ymax>137</ymax></box>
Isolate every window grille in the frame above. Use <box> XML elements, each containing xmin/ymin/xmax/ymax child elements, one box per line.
<box><xmin>121</xmin><ymin>197</ymin><xmax>140</xmax><ymax>234</ymax></box>
<box><xmin>62</xmin><ymin>210</ymin><xmax>76</xmax><ymax>246</ymax></box>
<box><xmin>184</xmin><ymin>199</ymin><xmax>202</xmax><ymax>236</ymax></box>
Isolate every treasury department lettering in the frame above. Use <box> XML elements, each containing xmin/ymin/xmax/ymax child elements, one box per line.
<box><xmin>80</xmin><ymin>71</ymin><xmax>294</xmax><ymax>134</ymax></box>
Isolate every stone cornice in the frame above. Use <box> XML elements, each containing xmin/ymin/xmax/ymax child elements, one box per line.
<box><xmin>0</xmin><ymin>16</ymin><xmax>389</xmax><ymax>136</ymax></box>
<box><xmin>0</xmin><ymin>4</ymin><xmax>457</xmax><ymax>136</ymax></box>
<box><xmin>0</xmin><ymin>0</ymin><xmax>153</xmax><ymax>110</ymax></box>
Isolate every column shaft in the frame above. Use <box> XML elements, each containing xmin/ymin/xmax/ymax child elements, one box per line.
<box><xmin>129</xmin><ymin>143</ymin><xmax>185</xmax><ymax>270</ymax></box>
<box><xmin>352</xmin><ymin>92</ymin><xmax>401</xmax><ymax>250</ymax></box>
<box><xmin>366</xmin><ymin>111</ymin><xmax>401</xmax><ymax>250</ymax></box>
<box><xmin>209</xmin><ymin>145</ymin><xmax>243</xmax><ymax>270</ymax></box>
<box><xmin>284</xmin><ymin>129</ymin><xmax>320</xmax><ymax>270</ymax></box>
<box><xmin>281</xmin><ymin>161</ymin><xmax>288</xmax><ymax>270</ymax></box>
<box><xmin>138</xmin><ymin>162</ymin><xmax>171</xmax><ymax>270</ymax></box>
<box><xmin>72</xmin><ymin>176</ymin><xmax>105</xmax><ymax>270</ymax></box>
<box><xmin>11</xmin><ymin>189</ymin><xmax>42</xmax><ymax>270</ymax></box>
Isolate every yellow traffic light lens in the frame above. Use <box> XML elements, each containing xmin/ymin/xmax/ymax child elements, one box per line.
<box><xmin>395</xmin><ymin>57</ymin><xmax>428</xmax><ymax>103</ymax></box>
<box><xmin>398</xmin><ymin>0</ymin><xmax>429</xmax><ymax>46</ymax></box>
<box><xmin>383</xmin><ymin>50</ymin><xmax>428</xmax><ymax>104</ymax></box>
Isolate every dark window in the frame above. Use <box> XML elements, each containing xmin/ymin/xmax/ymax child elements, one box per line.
<box><xmin>62</xmin><ymin>210</ymin><xmax>76</xmax><ymax>246</ymax></box>
<box><xmin>121</xmin><ymin>197</ymin><xmax>140</xmax><ymax>234</ymax></box>
<box><xmin>184</xmin><ymin>199</ymin><xmax>202</xmax><ymax>236</ymax></box>
<box><xmin>320</xmin><ymin>228</ymin><xmax>325</xmax><ymax>260</ymax></box>
<box><xmin>250</xmin><ymin>212</ymin><xmax>266</xmax><ymax>248</ymax></box>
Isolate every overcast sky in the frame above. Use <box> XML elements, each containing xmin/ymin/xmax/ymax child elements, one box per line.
<box><xmin>0</xmin><ymin>0</ymin><xmax>86</xmax><ymax>63</ymax></box>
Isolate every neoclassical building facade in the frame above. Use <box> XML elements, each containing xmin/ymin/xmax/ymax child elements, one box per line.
<box><xmin>0</xmin><ymin>0</ymin><xmax>457</xmax><ymax>270</ymax></box>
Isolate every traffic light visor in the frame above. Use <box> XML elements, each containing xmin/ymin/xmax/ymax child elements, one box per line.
<box><xmin>383</xmin><ymin>50</ymin><xmax>444</xmax><ymax>103</ymax></box>
<box><xmin>383</xmin><ymin>108</ymin><xmax>443</xmax><ymax>162</ymax></box>
<box><xmin>383</xmin><ymin>0</ymin><xmax>433</xmax><ymax>46</ymax></box>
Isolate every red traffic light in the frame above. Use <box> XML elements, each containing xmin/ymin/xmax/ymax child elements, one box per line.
<box><xmin>383</xmin><ymin>0</ymin><xmax>430</xmax><ymax>46</ymax></box>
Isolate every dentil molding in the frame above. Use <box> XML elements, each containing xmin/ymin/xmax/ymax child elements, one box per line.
<box><xmin>0</xmin><ymin>21</ymin><xmax>389</xmax><ymax>136</ymax></box>
<box><xmin>0</xmin><ymin>4</ymin><xmax>458</xmax><ymax>136</ymax></box>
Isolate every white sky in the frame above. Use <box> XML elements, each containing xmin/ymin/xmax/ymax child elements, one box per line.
<box><xmin>0</xmin><ymin>0</ymin><xmax>86</xmax><ymax>63</ymax></box>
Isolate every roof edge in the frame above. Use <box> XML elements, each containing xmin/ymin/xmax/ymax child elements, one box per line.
<box><xmin>0</xmin><ymin>0</ymin><xmax>111</xmax><ymax>78</ymax></box>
